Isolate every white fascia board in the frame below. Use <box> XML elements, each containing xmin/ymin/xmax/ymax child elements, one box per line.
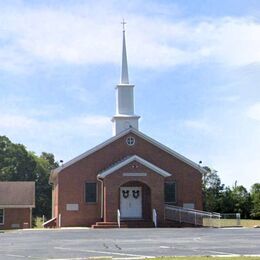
<box><xmin>112</xmin><ymin>114</ymin><xmax>140</xmax><ymax>118</ymax></box>
<box><xmin>52</xmin><ymin>128</ymin><xmax>206</xmax><ymax>176</ymax></box>
<box><xmin>98</xmin><ymin>155</ymin><xmax>171</xmax><ymax>178</ymax></box>
<box><xmin>52</xmin><ymin>128</ymin><xmax>133</xmax><ymax>175</ymax></box>
<box><xmin>130</xmin><ymin>129</ymin><xmax>206</xmax><ymax>174</ymax></box>
<box><xmin>0</xmin><ymin>205</ymin><xmax>35</xmax><ymax>208</ymax></box>
<box><xmin>116</xmin><ymin>84</ymin><xmax>135</xmax><ymax>88</ymax></box>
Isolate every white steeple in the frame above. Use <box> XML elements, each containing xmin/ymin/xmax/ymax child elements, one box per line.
<box><xmin>121</xmin><ymin>21</ymin><xmax>129</xmax><ymax>84</ymax></box>
<box><xmin>112</xmin><ymin>21</ymin><xmax>140</xmax><ymax>136</ymax></box>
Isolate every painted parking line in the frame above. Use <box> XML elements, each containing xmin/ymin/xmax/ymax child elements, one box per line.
<box><xmin>48</xmin><ymin>254</ymin><xmax>260</xmax><ymax>260</ymax></box>
<box><xmin>49</xmin><ymin>256</ymin><xmax>152</xmax><ymax>260</ymax></box>
<box><xmin>5</xmin><ymin>255</ymin><xmax>25</xmax><ymax>258</ymax></box>
<box><xmin>208</xmin><ymin>250</ymin><xmax>242</xmax><ymax>256</ymax></box>
<box><xmin>54</xmin><ymin>246</ymin><xmax>154</xmax><ymax>259</ymax></box>
<box><xmin>48</xmin><ymin>258</ymin><xmax>96</xmax><ymax>260</ymax></box>
<box><xmin>113</xmin><ymin>256</ymin><xmax>155</xmax><ymax>260</ymax></box>
<box><xmin>4</xmin><ymin>254</ymin><xmax>42</xmax><ymax>259</ymax></box>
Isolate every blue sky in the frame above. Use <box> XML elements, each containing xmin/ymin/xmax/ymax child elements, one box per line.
<box><xmin>0</xmin><ymin>0</ymin><xmax>260</xmax><ymax>190</ymax></box>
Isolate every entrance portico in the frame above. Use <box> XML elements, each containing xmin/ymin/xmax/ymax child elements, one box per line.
<box><xmin>98</xmin><ymin>155</ymin><xmax>171</xmax><ymax>224</ymax></box>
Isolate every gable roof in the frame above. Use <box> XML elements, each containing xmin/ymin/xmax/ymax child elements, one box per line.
<box><xmin>0</xmin><ymin>182</ymin><xmax>35</xmax><ymax>208</ymax></box>
<box><xmin>51</xmin><ymin>128</ymin><xmax>206</xmax><ymax>179</ymax></box>
<box><xmin>98</xmin><ymin>155</ymin><xmax>171</xmax><ymax>178</ymax></box>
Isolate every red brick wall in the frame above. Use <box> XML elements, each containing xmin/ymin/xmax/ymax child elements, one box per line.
<box><xmin>52</xmin><ymin>181</ymin><xmax>59</xmax><ymax>226</ymax></box>
<box><xmin>0</xmin><ymin>208</ymin><xmax>31</xmax><ymax>230</ymax></box>
<box><xmin>54</xmin><ymin>131</ymin><xmax>202</xmax><ymax>227</ymax></box>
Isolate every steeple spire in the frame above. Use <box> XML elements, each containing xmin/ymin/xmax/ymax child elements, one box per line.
<box><xmin>112</xmin><ymin>20</ymin><xmax>140</xmax><ymax>136</ymax></box>
<box><xmin>120</xmin><ymin>19</ymin><xmax>129</xmax><ymax>84</ymax></box>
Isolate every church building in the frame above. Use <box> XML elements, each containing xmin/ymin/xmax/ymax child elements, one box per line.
<box><xmin>48</xmin><ymin>25</ymin><xmax>205</xmax><ymax>228</ymax></box>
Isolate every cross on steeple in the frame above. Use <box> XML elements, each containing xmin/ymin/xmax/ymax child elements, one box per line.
<box><xmin>121</xmin><ymin>19</ymin><xmax>126</xmax><ymax>31</ymax></box>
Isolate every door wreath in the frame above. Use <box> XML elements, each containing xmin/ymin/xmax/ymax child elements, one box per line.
<box><xmin>122</xmin><ymin>190</ymin><xmax>129</xmax><ymax>199</ymax></box>
<box><xmin>132</xmin><ymin>190</ymin><xmax>140</xmax><ymax>199</ymax></box>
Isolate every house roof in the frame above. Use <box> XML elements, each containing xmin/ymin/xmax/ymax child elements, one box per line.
<box><xmin>98</xmin><ymin>155</ymin><xmax>171</xmax><ymax>178</ymax></box>
<box><xmin>51</xmin><ymin>128</ymin><xmax>206</xmax><ymax>181</ymax></box>
<box><xmin>0</xmin><ymin>182</ymin><xmax>35</xmax><ymax>208</ymax></box>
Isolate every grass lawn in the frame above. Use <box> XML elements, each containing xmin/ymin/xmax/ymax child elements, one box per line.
<box><xmin>203</xmin><ymin>218</ymin><xmax>260</xmax><ymax>228</ymax></box>
<box><xmin>240</xmin><ymin>219</ymin><xmax>260</xmax><ymax>228</ymax></box>
<box><xmin>148</xmin><ymin>257</ymin><xmax>260</xmax><ymax>260</ymax></box>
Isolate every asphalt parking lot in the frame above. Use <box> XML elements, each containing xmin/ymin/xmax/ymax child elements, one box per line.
<box><xmin>0</xmin><ymin>227</ymin><xmax>260</xmax><ymax>259</ymax></box>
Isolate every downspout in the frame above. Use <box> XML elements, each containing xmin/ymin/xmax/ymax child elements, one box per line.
<box><xmin>97</xmin><ymin>175</ymin><xmax>104</xmax><ymax>220</ymax></box>
<box><xmin>30</xmin><ymin>207</ymin><xmax>32</xmax><ymax>228</ymax></box>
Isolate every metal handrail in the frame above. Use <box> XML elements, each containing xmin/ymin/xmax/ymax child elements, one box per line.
<box><xmin>165</xmin><ymin>204</ymin><xmax>220</xmax><ymax>217</ymax></box>
<box><xmin>117</xmin><ymin>209</ymin><xmax>121</xmax><ymax>228</ymax></box>
<box><xmin>164</xmin><ymin>204</ymin><xmax>221</xmax><ymax>227</ymax></box>
<box><xmin>152</xmin><ymin>208</ymin><xmax>157</xmax><ymax>227</ymax></box>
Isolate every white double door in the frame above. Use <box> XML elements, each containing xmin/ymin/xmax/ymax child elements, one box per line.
<box><xmin>120</xmin><ymin>187</ymin><xmax>142</xmax><ymax>218</ymax></box>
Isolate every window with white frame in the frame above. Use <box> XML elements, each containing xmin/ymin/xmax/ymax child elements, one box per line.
<box><xmin>0</xmin><ymin>208</ymin><xmax>4</xmax><ymax>225</ymax></box>
<box><xmin>126</xmin><ymin>136</ymin><xmax>135</xmax><ymax>146</ymax></box>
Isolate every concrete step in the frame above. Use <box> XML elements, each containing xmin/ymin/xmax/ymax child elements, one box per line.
<box><xmin>121</xmin><ymin>220</ymin><xmax>155</xmax><ymax>228</ymax></box>
<box><xmin>95</xmin><ymin>222</ymin><xmax>118</xmax><ymax>225</ymax></box>
<box><xmin>92</xmin><ymin>225</ymin><xmax>119</xmax><ymax>229</ymax></box>
<box><xmin>92</xmin><ymin>220</ymin><xmax>154</xmax><ymax>229</ymax></box>
<box><xmin>91</xmin><ymin>222</ymin><xmax>128</xmax><ymax>229</ymax></box>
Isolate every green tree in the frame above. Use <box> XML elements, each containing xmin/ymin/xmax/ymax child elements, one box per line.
<box><xmin>0</xmin><ymin>136</ymin><xmax>37</xmax><ymax>181</ymax></box>
<box><xmin>250</xmin><ymin>183</ymin><xmax>260</xmax><ymax>219</ymax></box>
<box><xmin>231</xmin><ymin>184</ymin><xmax>251</xmax><ymax>219</ymax></box>
<box><xmin>0</xmin><ymin>136</ymin><xmax>58</xmax><ymax>219</ymax></box>
<box><xmin>32</xmin><ymin>153</ymin><xmax>58</xmax><ymax>218</ymax></box>
<box><xmin>202</xmin><ymin>166</ymin><xmax>224</xmax><ymax>212</ymax></box>
<box><xmin>219</xmin><ymin>187</ymin><xmax>233</xmax><ymax>213</ymax></box>
<box><xmin>220</xmin><ymin>184</ymin><xmax>251</xmax><ymax>219</ymax></box>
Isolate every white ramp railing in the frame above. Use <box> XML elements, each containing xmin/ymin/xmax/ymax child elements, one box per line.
<box><xmin>165</xmin><ymin>205</ymin><xmax>221</xmax><ymax>227</ymax></box>
<box><xmin>42</xmin><ymin>217</ymin><xmax>57</xmax><ymax>228</ymax></box>
<box><xmin>152</xmin><ymin>208</ymin><xmax>157</xmax><ymax>227</ymax></box>
<box><xmin>117</xmin><ymin>209</ymin><xmax>121</xmax><ymax>228</ymax></box>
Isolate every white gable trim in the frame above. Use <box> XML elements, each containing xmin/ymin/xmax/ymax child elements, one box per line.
<box><xmin>51</xmin><ymin>128</ymin><xmax>206</xmax><ymax>178</ymax></box>
<box><xmin>52</xmin><ymin>129</ymin><xmax>133</xmax><ymax>176</ymax></box>
<box><xmin>0</xmin><ymin>205</ymin><xmax>35</xmax><ymax>208</ymax></box>
<box><xmin>98</xmin><ymin>155</ymin><xmax>171</xmax><ymax>178</ymax></box>
<box><xmin>132</xmin><ymin>129</ymin><xmax>205</xmax><ymax>174</ymax></box>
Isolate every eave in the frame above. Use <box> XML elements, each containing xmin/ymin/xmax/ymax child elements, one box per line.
<box><xmin>50</xmin><ymin>128</ymin><xmax>206</xmax><ymax>178</ymax></box>
<box><xmin>98</xmin><ymin>155</ymin><xmax>171</xmax><ymax>178</ymax></box>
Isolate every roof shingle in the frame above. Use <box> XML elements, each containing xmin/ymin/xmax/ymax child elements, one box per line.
<box><xmin>0</xmin><ymin>182</ymin><xmax>35</xmax><ymax>207</ymax></box>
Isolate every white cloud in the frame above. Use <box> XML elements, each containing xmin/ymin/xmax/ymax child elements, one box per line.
<box><xmin>210</xmin><ymin>18</ymin><xmax>260</xmax><ymax>66</ymax></box>
<box><xmin>216</xmin><ymin>95</ymin><xmax>240</xmax><ymax>102</ymax></box>
<box><xmin>1</xmin><ymin>3</ymin><xmax>260</xmax><ymax>72</ymax></box>
<box><xmin>247</xmin><ymin>102</ymin><xmax>260</xmax><ymax>121</ymax></box>
<box><xmin>183</xmin><ymin>119</ymin><xmax>212</xmax><ymax>132</ymax></box>
<box><xmin>65</xmin><ymin>85</ymin><xmax>97</xmax><ymax>104</ymax></box>
<box><xmin>0</xmin><ymin>114</ymin><xmax>111</xmax><ymax>160</ymax></box>
<box><xmin>209</xmin><ymin>143</ymin><xmax>260</xmax><ymax>190</ymax></box>
<box><xmin>0</xmin><ymin>114</ymin><xmax>110</xmax><ymax>135</ymax></box>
